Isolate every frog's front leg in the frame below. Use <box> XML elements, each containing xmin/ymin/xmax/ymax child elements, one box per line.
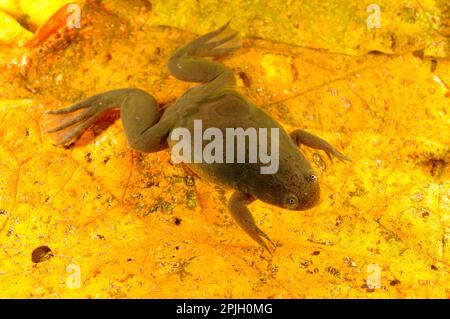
<box><xmin>168</xmin><ymin>22</ymin><xmax>241</xmax><ymax>94</ymax></box>
<box><xmin>228</xmin><ymin>191</ymin><xmax>275</xmax><ymax>254</ymax></box>
<box><xmin>45</xmin><ymin>88</ymin><xmax>171</xmax><ymax>152</ymax></box>
<box><xmin>290</xmin><ymin>129</ymin><xmax>350</xmax><ymax>162</ymax></box>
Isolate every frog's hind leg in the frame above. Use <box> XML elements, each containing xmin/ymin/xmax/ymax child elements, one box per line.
<box><xmin>168</xmin><ymin>22</ymin><xmax>241</xmax><ymax>89</ymax></box>
<box><xmin>45</xmin><ymin>88</ymin><xmax>170</xmax><ymax>153</ymax></box>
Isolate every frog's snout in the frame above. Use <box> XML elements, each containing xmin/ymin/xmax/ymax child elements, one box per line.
<box><xmin>295</xmin><ymin>172</ymin><xmax>321</xmax><ymax>210</ymax></box>
<box><xmin>297</xmin><ymin>186</ymin><xmax>320</xmax><ymax>210</ymax></box>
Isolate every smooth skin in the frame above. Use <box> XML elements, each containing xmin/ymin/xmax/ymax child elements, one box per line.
<box><xmin>46</xmin><ymin>22</ymin><xmax>350</xmax><ymax>253</ymax></box>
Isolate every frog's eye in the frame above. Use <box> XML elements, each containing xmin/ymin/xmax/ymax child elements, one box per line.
<box><xmin>309</xmin><ymin>174</ymin><xmax>317</xmax><ymax>182</ymax></box>
<box><xmin>283</xmin><ymin>193</ymin><xmax>299</xmax><ymax>210</ymax></box>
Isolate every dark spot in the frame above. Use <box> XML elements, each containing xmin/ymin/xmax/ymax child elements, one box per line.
<box><xmin>25</xmin><ymin>128</ymin><xmax>30</xmax><ymax>137</ymax></box>
<box><xmin>143</xmin><ymin>0</ymin><xmax>152</xmax><ymax>11</ymax></box>
<box><xmin>430</xmin><ymin>59</ymin><xmax>438</xmax><ymax>72</ymax></box>
<box><xmin>127</xmin><ymin>258</ymin><xmax>134</xmax><ymax>262</ymax></box>
<box><xmin>155</xmin><ymin>47</ymin><xmax>161</xmax><ymax>55</ymax></box>
<box><xmin>85</xmin><ymin>152</ymin><xmax>92</xmax><ymax>163</ymax></box>
<box><xmin>31</xmin><ymin>246</ymin><xmax>53</xmax><ymax>264</ymax></box>
<box><xmin>290</xmin><ymin>61</ymin><xmax>298</xmax><ymax>81</ymax></box>
<box><xmin>0</xmin><ymin>209</ymin><xmax>7</xmax><ymax>215</ymax></box>
<box><xmin>238</xmin><ymin>71</ymin><xmax>251</xmax><ymax>87</ymax></box>
<box><xmin>431</xmin><ymin>265</ymin><xmax>438</xmax><ymax>270</ymax></box>
<box><xmin>145</xmin><ymin>181</ymin><xmax>157</xmax><ymax>188</ymax></box>
<box><xmin>174</xmin><ymin>217</ymin><xmax>181</xmax><ymax>226</ymax></box>
<box><xmin>412</xmin><ymin>49</ymin><xmax>424</xmax><ymax>59</ymax></box>
<box><xmin>326</xmin><ymin>266</ymin><xmax>340</xmax><ymax>277</ymax></box>
<box><xmin>389</xmin><ymin>33</ymin><xmax>397</xmax><ymax>50</ymax></box>
<box><xmin>63</xmin><ymin>143</ymin><xmax>75</xmax><ymax>150</ymax></box>
<box><xmin>421</xmin><ymin>209</ymin><xmax>431</xmax><ymax>218</ymax></box>
<box><xmin>103</xmin><ymin>156</ymin><xmax>111</xmax><ymax>164</ymax></box>
<box><xmin>96</xmin><ymin>234</ymin><xmax>105</xmax><ymax>240</ymax></box>
<box><xmin>367</xmin><ymin>50</ymin><xmax>384</xmax><ymax>55</ymax></box>
<box><xmin>175</xmin><ymin>246</ymin><xmax>179</xmax><ymax>250</ymax></box>
<box><xmin>105</xmin><ymin>52</ymin><xmax>112</xmax><ymax>61</ymax></box>
<box><xmin>362</xmin><ymin>283</ymin><xmax>378</xmax><ymax>292</ymax></box>
<box><xmin>428</xmin><ymin>159</ymin><xmax>446</xmax><ymax>178</ymax></box>
<box><xmin>312</xmin><ymin>250</ymin><xmax>320</xmax><ymax>256</ymax></box>
<box><xmin>390</xmin><ymin>279</ymin><xmax>401</xmax><ymax>286</ymax></box>
<box><xmin>300</xmin><ymin>260</ymin><xmax>310</xmax><ymax>268</ymax></box>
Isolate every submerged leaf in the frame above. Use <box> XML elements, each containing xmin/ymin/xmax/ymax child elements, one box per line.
<box><xmin>0</xmin><ymin>0</ymin><xmax>449</xmax><ymax>298</ymax></box>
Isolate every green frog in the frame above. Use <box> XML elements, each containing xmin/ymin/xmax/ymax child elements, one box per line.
<box><xmin>46</xmin><ymin>22</ymin><xmax>350</xmax><ymax>253</ymax></box>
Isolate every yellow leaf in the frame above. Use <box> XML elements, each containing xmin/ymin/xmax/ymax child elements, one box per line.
<box><xmin>0</xmin><ymin>0</ymin><xmax>449</xmax><ymax>298</ymax></box>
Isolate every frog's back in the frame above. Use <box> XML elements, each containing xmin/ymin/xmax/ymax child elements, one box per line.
<box><xmin>175</xmin><ymin>90</ymin><xmax>285</xmax><ymax>135</ymax></box>
<box><xmin>167</xmin><ymin>91</ymin><xmax>303</xmax><ymax>191</ymax></box>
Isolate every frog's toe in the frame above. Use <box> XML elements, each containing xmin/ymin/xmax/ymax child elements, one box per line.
<box><xmin>195</xmin><ymin>39</ymin><xmax>242</xmax><ymax>57</ymax></box>
<box><xmin>45</xmin><ymin>105</ymin><xmax>102</xmax><ymax>134</ymax></box>
<box><xmin>257</xmin><ymin>230</ymin><xmax>276</xmax><ymax>255</ymax></box>
<box><xmin>327</xmin><ymin>148</ymin><xmax>351</xmax><ymax>163</ymax></box>
<box><xmin>45</xmin><ymin>95</ymin><xmax>101</xmax><ymax>115</ymax></box>
<box><xmin>205</xmin><ymin>31</ymin><xmax>239</xmax><ymax>48</ymax></box>
<box><xmin>195</xmin><ymin>20</ymin><xmax>232</xmax><ymax>45</ymax></box>
<box><xmin>199</xmin><ymin>31</ymin><xmax>241</xmax><ymax>56</ymax></box>
<box><xmin>257</xmin><ymin>228</ymin><xmax>275</xmax><ymax>248</ymax></box>
<box><xmin>209</xmin><ymin>45</ymin><xmax>242</xmax><ymax>57</ymax></box>
<box><xmin>259</xmin><ymin>239</ymin><xmax>274</xmax><ymax>255</ymax></box>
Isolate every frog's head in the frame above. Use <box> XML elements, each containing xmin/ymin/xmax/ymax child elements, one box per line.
<box><xmin>278</xmin><ymin>166</ymin><xmax>320</xmax><ymax>211</ymax></box>
<box><xmin>250</xmin><ymin>150</ymin><xmax>321</xmax><ymax>211</ymax></box>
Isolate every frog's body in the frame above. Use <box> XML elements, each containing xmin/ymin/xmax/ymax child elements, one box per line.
<box><xmin>46</xmin><ymin>22</ymin><xmax>349</xmax><ymax>252</ymax></box>
<box><xmin>168</xmin><ymin>90</ymin><xmax>321</xmax><ymax>210</ymax></box>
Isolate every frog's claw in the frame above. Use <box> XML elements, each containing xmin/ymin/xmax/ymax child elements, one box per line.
<box><xmin>228</xmin><ymin>191</ymin><xmax>276</xmax><ymax>254</ymax></box>
<box><xmin>290</xmin><ymin>129</ymin><xmax>351</xmax><ymax>163</ymax></box>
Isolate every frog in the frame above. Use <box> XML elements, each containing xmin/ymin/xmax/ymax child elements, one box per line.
<box><xmin>45</xmin><ymin>22</ymin><xmax>350</xmax><ymax>253</ymax></box>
